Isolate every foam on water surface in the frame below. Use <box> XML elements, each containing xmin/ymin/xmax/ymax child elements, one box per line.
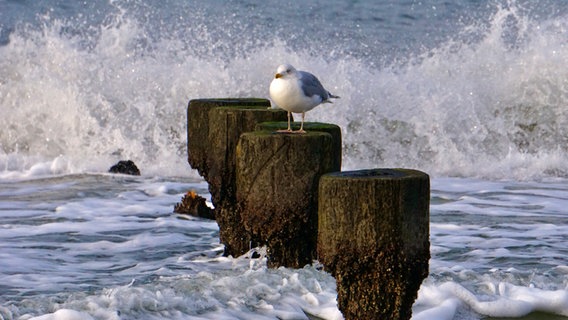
<box><xmin>0</xmin><ymin>175</ymin><xmax>567</xmax><ymax>320</ymax></box>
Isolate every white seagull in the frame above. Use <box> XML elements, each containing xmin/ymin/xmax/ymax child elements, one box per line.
<box><xmin>269</xmin><ymin>64</ymin><xmax>339</xmax><ymax>133</ymax></box>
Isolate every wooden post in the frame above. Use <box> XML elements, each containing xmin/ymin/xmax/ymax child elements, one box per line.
<box><xmin>256</xmin><ymin>121</ymin><xmax>342</xmax><ymax>170</ymax></box>
<box><xmin>318</xmin><ymin>169</ymin><xmax>430</xmax><ymax>320</ymax></box>
<box><xmin>187</xmin><ymin>98</ymin><xmax>272</xmax><ymax>179</ymax></box>
<box><xmin>236</xmin><ymin>130</ymin><xmax>341</xmax><ymax>268</ymax></box>
<box><xmin>209</xmin><ymin>107</ymin><xmax>292</xmax><ymax>256</ymax></box>
<box><xmin>186</xmin><ymin>99</ymin><xmax>288</xmax><ymax>256</ymax></box>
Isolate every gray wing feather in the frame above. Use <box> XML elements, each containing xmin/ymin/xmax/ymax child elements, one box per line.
<box><xmin>298</xmin><ymin>71</ymin><xmax>331</xmax><ymax>101</ymax></box>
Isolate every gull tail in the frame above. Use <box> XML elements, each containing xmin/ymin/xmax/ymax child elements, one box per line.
<box><xmin>323</xmin><ymin>92</ymin><xmax>340</xmax><ymax>103</ymax></box>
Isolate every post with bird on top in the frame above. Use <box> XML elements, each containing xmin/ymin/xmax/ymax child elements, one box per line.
<box><xmin>185</xmin><ymin>63</ymin><xmax>430</xmax><ymax>320</ymax></box>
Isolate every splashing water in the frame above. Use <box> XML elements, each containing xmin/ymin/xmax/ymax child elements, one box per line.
<box><xmin>0</xmin><ymin>0</ymin><xmax>567</xmax><ymax>180</ymax></box>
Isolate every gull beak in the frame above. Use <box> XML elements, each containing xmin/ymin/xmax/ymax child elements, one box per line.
<box><xmin>275</xmin><ymin>73</ymin><xmax>282</xmax><ymax>79</ymax></box>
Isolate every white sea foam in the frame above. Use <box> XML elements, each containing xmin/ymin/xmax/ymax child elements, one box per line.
<box><xmin>1</xmin><ymin>175</ymin><xmax>568</xmax><ymax>320</ymax></box>
<box><xmin>415</xmin><ymin>281</ymin><xmax>568</xmax><ymax>319</ymax></box>
<box><xmin>27</xmin><ymin>309</ymin><xmax>95</xmax><ymax>320</ymax></box>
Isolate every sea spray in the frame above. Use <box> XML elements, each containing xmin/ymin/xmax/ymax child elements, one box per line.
<box><xmin>1</xmin><ymin>0</ymin><xmax>567</xmax><ymax>179</ymax></box>
<box><xmin>314</xmin><ymin>1</ymin><xmax>568</xmax><ymax>179</ymax></box>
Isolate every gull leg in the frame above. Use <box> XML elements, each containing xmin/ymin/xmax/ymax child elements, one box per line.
<box><xmin>295</xmin><ymin>112</ymin><xmax>307</xmax><ymax>134</ymax></box>
<box><xmin>276</xmin><ymin>111</ymin><xmax>293</xmax><ymax>133</ymax></box>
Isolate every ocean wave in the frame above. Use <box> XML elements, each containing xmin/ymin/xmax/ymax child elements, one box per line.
<box><xmin>0</xmin><ymin>1</ymin><xmax>567</xmax><ymax>180</ymax></box>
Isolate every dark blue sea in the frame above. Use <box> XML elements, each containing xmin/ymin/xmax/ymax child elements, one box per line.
<box><xmin>2</xmin><ymin>1</ymin><xmax>568</xmax><ymax>319</ymax></box>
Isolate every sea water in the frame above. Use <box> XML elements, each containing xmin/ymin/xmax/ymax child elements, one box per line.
<box><xmin>1</xmin><ymin>0</ymin><xmax>568</xmax><ymax>319</ymax></box>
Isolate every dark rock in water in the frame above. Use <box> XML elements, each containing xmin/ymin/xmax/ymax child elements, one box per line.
<box><xmin>109</xmin><ymin>160</ymin><xmax>141</xmax><ymax>176</ymax></box>
<box><xmin>174</xmin><ymin>190</ymin><xmax>215</xmax><ymax>220</ymax></box>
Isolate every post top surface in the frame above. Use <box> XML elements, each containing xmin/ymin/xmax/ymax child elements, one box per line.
<box><xmin>190</xmin><ymin>98</ymin><xmax>270</xmax><ymax>105</ymax></box>
<box><xmin>323</xmin><ymin>168</ymin><xmax>429</xmax><ymax>179</ymax></box>
<box><xmin>241</xmin><ymin>130</ymin><xmax>332</xmax><ymax>138</ymax></box>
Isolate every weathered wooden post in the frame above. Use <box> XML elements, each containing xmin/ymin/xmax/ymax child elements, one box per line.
<box><xmin>186</xmin><ymin>99</ymin><xmax>289</xmax><ymax>256</ymax></box>
<box><xmin>236</xmin><ymin>127</ymin><xmax>341</xmax><ymax>268</ymax></box>
<box><xmin>318</xmin><ymin>169</ymin><xmax>430</xmax><ymax>320</ymax></box>
<box><xmin>187</xmin><ymin>98</ymin><xmax>272</xmax><ymax>179</ymax></box>
<box><xmin>255</xmin><ymin>121</ymin><xmax>342</xmax><ymax>171</ymax></box>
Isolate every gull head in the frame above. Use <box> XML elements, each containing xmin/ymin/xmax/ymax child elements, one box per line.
<box><xmin>274</xmin><ymin>63</ymin><xmax>297</xmax><ymax>79</ymax></box>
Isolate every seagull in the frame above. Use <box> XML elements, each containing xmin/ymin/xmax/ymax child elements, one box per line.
<box><xmin>269</xmin><ymin>64</ymin><xmax>339</xmax><ymax>133</ymax></box>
